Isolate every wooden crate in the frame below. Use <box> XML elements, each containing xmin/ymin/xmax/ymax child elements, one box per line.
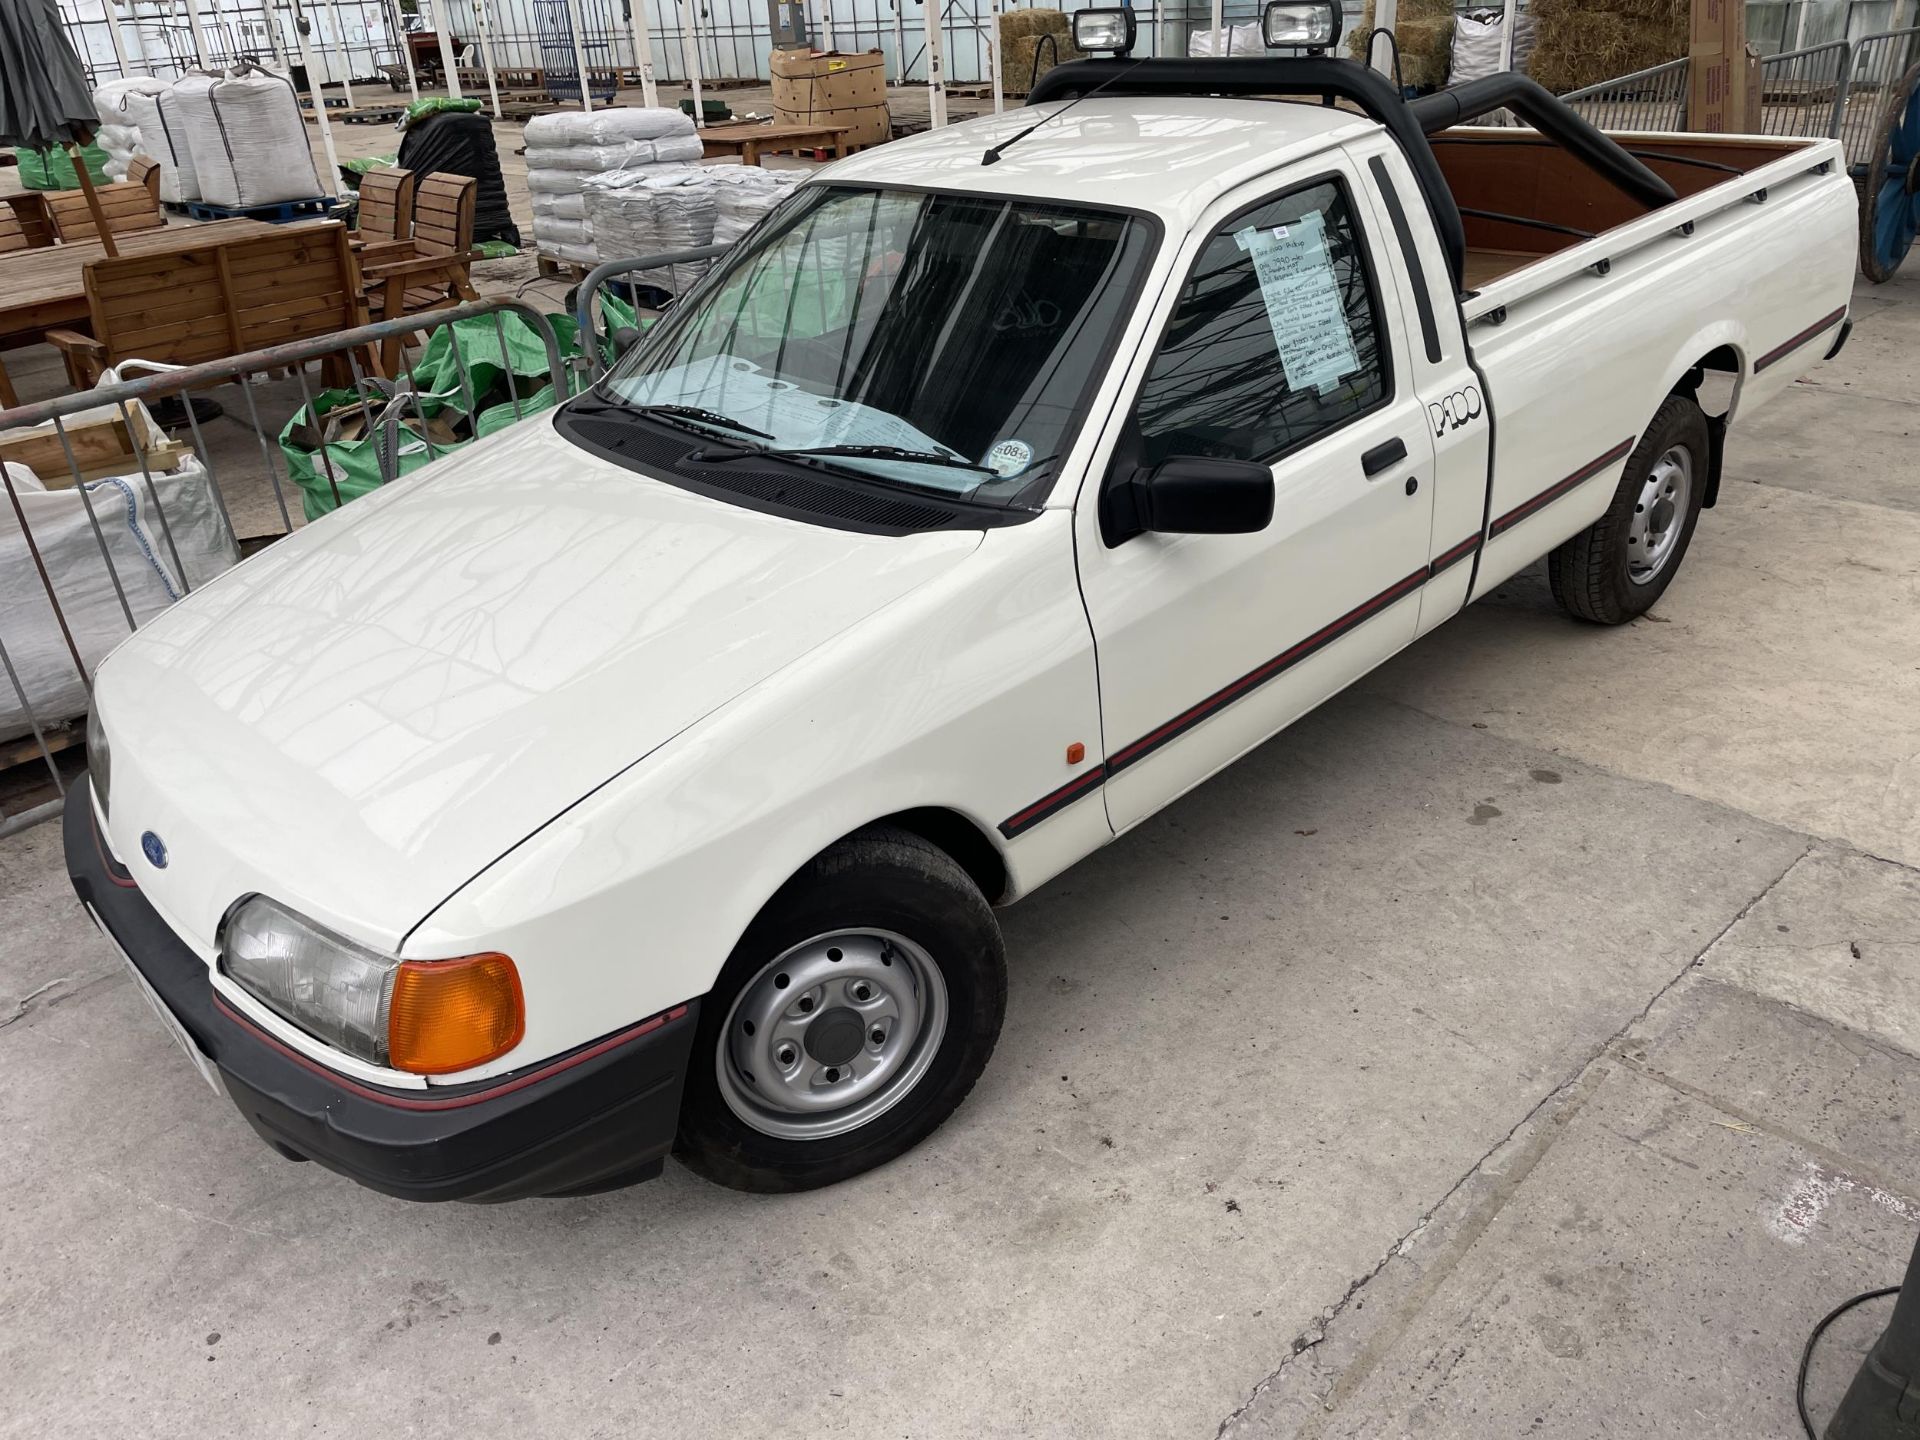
<box><xmin>0</xmin><ymin>411</ymin><xmax>187</xmax><ymax>489</ymax></box>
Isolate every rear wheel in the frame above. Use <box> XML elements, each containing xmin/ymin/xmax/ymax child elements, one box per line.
<box><xmin>1859</xmin><ymin>60</ymin><xmax>1920</xmax><ymax>285</ymax></box>
<box><xmin>675</xmin><ymin>827</ymin><xmax>1007</xmax><ymax>1192</ymax></box>
<box><xmin>1548</xmin><ymin>394</ymin><xmax>1709</xmax><ymax>625</ymax></box>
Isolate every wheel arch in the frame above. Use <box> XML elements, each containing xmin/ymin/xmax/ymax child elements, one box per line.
<box><xmin>1666</xmin><ymin>338</ymin><xmax>1747</xmax><ymax>510</ymax></box>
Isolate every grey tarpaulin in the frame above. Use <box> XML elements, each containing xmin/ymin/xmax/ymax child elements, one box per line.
<box><xmin>0</xmin><ymin>0</ymin><xmax>98</xmax><ymax>151</ymax></box>
<box><xmin>0</xmin><ymin>0</ymin><xmax>119</xmax><ymax>253</ymax></box>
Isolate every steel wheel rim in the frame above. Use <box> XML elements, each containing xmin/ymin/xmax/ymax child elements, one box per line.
<box><xmin>716</xmin><ymin>929</ymin><xmax>949</xmax><ymax>1141</ymax></box>
<box><xmin>1627</xmin><ymin>444</ymin><xmax>1691</xmax><ymax>585</ymax></box>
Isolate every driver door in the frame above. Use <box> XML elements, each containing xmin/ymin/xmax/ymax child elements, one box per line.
<box><xmin>1075</xmin><ymin>165</ymin><xmax>1437</xmax><ymax>830</ymax></box>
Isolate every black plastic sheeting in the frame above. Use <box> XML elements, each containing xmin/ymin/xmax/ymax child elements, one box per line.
<box><xmin>396</xmin><ymin>111</ymin><xmax>520</xmax><ymax>247</ymax></box>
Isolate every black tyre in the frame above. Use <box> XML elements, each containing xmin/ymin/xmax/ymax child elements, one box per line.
<box><xmin>675</xmin><ymin>826</ymin><xmax>1007</xmax><ymax>1193</ymax></box>
<box><xmin>1548</xmin><ymin>395</ymin><xmax>1709</xmax><ymax>625</ymax></box>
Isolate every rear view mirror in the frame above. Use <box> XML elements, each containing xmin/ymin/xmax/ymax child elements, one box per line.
<box><xmin>611</xmin><ymin>325</ymin><xmax>643</xmax><ymax>357</ymax></box>
<box><xmin>1106</xmin><ymin>455</ymin><xmax>1274</xmax><ymax>544</ymax></box>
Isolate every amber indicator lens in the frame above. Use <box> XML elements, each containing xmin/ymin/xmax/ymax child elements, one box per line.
<box><xmin>386</xmin><ymin>952</ymin><xmax>525</xmax><ymax>1075</ymax></box>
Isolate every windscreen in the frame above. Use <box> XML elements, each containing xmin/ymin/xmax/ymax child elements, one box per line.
<box><xmin>596</xmin><ymin>184</ymin><xmax>1154</xmax><ymax>508</ymax></box>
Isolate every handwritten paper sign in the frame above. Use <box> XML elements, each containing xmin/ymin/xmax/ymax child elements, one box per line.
<box><xmin>1234</xmin><ymin>210</ymin><xmax>1361</xmax><ymax>397</ymax></box>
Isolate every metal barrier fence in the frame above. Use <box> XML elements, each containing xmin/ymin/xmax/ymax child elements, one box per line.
<box><xmin>1757</xmin><ymin>39</ymin><xmax>1853</xmax><ymax>138</ymax></box>
<box><xmin>0</xmin><ymin>298</ymin><xmax>573</xmax><ymax>839</ymax></box>
<box><xmin>1838</xmin><ymin>24</ymin><xmax>1920</xmax><ymax>162</ymax></box>
<box><xmin>1561</xmin><ymin>57</ymin><xmax>1692</xmax><ymax>132</ymax></box>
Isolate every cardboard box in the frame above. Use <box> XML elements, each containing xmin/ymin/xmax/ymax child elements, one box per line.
<box><xmin>771</xmin><ymin>47</ymin><xmax>890</xmax><ymax>146</ymax></box>
<box><xmin>1686</xmin><ymin>0</ymin><xmax>1750</xmax><ymax>134</ymax></box>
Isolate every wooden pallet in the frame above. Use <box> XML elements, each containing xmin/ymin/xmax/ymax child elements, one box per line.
<box><xmin>303</xmin><ymin>103</ymin><xmax>408</xmax><ymax>126</ymax></box>
<box><xmin>535</xmin><ymin>252</ymin><xmax>593</xmax><ymax>281</ymax></box>
<box><xmin>1</xmin><ymin>723</ymin><xmax>82</xmax><ymax>775</ymax></box>
<box><xmin>183</xmin><ymin>195</ymin><xmax>344</xmax><ymax>223</ymax></box>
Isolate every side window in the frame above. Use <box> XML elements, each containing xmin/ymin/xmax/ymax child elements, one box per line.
<box><xmin>1130</xmin><ymin>177</ymin><xmax>1390</xmax><ymax>468</ymax></box>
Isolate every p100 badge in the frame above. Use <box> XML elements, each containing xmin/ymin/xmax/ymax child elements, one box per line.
<box><xmin>986</xmin><ymin>439</ymin><xmax>1034</xmax><ymax>478</ymax></box>
<box><xmin>1429</xmin><ymin>384</ymin><xmax>1484</xmax><ymax>436</ymax></box>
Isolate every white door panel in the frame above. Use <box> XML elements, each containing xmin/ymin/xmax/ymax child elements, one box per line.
<box><xmin>1075</xmin><ymin>163</ymin><xmax>1437</xmax><ymax>831</ymax></box>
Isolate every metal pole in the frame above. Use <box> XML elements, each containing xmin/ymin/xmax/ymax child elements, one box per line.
<box><xmin>1499</xmin><ymin>0</ymin><xmax>1515</xmax><ymax>71</ymax></box>
<box><xmin>922</xmin><ymin>0</ymin><xmax>946</xmax><ymax>122</ymax></box>
<box><xmin>1369</xmin><ymin>0</ymin><xmax>1397</xmax><ymax>75</ymax></box>
<box><xmin>820</xmin><ymin>0</ymin><xmax>835</xmax><ymax>49</ymax></box>
<box><xmin>290</xmin><ymin>0</ymin><xmax>343</xmax><ymax>191</ymax></box>
<box><xmin>184</xmin><ymin>0</ymin><xmax>212</xmax><ymax>65</ymax></box>
<box><xmin>1209</xmin><ymin>0</ymin><xmax>1223</xmax><ymax>55</ymax></box>
<box><xmin>396</xmin><ymin>0</ymin><xmax>421</xmax><ymax>100</ymax></box>
<box><xmin>987</xmin><ymin>0</ymin><xmax>1001</xmax><ymax>110</ymax></box>
<box><xmin>432</xmin><ymin>0</ymin><xmax>464</xmax><ymax>96</ymax></box>
<box><xmin>257</xmin><ymin>0</ymin><xmax>289</xmax><ymax>68</ymax></box>
<box><xmin>102</xmin><ymin>0</ymin><xmax>140</xmax><ymax>78</ymax></box>
<box><xmin>624</xmin><ymin>0</ymin><xmax>659</xmax><ymax>105</ymax></box>
<box><xmin>472</xmin><ymin>0</ymin><xmax>503</xmax><ymax>115</ymax></box>
<box><xmin>324</xmin><ymin>0</ymin><xmax>357</xmax><ymax>104</ymax></box>
<box><xmin>891</xmin><ymin>0</ymin><xmax>904</xmax><ymax>84</ymax></box>
<box><xmin>676</xmin><ymin>0</ymin><xmax>705</xmax><ymax>124</ymax></box>
<box><xmin>562</xmin><ymin>0</ymin><xmax>592</xmax><ymax>109</ymax></box>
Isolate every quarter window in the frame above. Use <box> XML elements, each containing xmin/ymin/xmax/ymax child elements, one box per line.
<box><xmin>1131</xmin><ymin>178</ymin><xmax>1390</xmax><ymax>467</ymax></box>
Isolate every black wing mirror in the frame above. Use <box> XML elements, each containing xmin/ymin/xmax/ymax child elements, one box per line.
<box><xmin>1104</xmin><ymin>456</ymin><xmax>1274</xmax><ymax>544</ymax></box>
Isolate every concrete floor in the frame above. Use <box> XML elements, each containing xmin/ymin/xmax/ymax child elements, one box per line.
<box><xmin>2</xmin><ymin>142</ymin><xmax>1919</xmax><ymax>1437</ymax></box>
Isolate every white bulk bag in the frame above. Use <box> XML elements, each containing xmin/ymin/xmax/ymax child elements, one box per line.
<box><xmin>524</xmin><ymin>107</ymin><xmax>696</xmax><ymax>148</ymax></box>
<box><xmin>171</xmin><ymin>62</ymin><xmax>321</xmax><ymax>208</ymax></box>
<box><xmin>1450</xmin><ymin>9</ymin><xmax>1536</xmax><ymax>83</ymax></box>
<box><xmin>1188</xmin><ymin>21</ymin><xmax>1263</xmax><ymax>56</ymax></box>
<box><xmin>117</xmin><ymin>83</ymin><xmax>201</xmax><ymax>204</ymax></box>
<box><xmin>0</xmin><ymin>438</ymin><xmax>239</xmax><ymax>744</ymax></box>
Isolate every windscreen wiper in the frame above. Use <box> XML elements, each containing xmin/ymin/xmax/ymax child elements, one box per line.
<box><xmin>696</xmin><ymin>442</ymin><xmax>997</xmax><ymax>475</ymax></box>
<box><xmin>609</xmin><ymin>401</ymin><xmax>775</xmax><ymax>441</ymax></box>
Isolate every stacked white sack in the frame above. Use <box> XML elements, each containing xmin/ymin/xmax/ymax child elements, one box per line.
<box><xmin>171</xmin><ymin>63</ymin><xmax>321</xmax><ymax>208</ymax></box>
<box><xmin>92</xmin><ymin>77</ymin><xmax>168</xmax><ymax>185</ymax></box>
<box><xmin>581</xmin><ymin>167</ymin><xmax>717</xmax><ymax>295</ymax></box>
<box><xmin>709</xmin><ymin>166</ymin><xmax>804</xmax><ymax>246</ymax></box>
<box><xmin>523</xmin><ymin>106</ymin><xmax>700</xmax><ymax>266</ymax></box>
<box><xmin>107</xmin><ymin>78</ymin><xmax>201</xmax><ymax>203</ymax></box>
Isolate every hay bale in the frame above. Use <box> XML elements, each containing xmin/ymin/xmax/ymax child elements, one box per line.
<box><xmin>999</xmin><ymin>7</ymin><xmax>1071</xmax><ymax>94</ymax></box>
<box><xmin>1345</xmin><ymin>2</ymin><xmax>1454</xmax><ymax>90</ymax></box>
<box><xmin>1520</xmin><ymin>8</ymin><xmax>1643</xmax><ymax>94</ymax></box>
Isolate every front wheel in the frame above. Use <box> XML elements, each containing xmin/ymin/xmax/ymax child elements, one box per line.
<box><xmin>1548</xmin><ymin>395</ymin><xmax>1709</xmax><ymax>625</ymax></box>
<box><xmin>675</xmin><ymin>826</ymin><xmax>1007</xmax><ymax>1193</ymax></box>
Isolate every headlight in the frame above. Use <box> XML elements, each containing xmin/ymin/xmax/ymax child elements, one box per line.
<box><xmin>219</xmin><ymin>896</ymin><xmax>524</xmax><ymax>1074</ymax></box>
<box><xmin>86</xmin><ymin>706</ymin><xmax>111</xmax><ymax>817</ymax></box>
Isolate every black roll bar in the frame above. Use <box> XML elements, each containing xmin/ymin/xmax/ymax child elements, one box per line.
<box><xmin>1028</xmin><ymin>57</ymin><xmax>1469</xmax><ymax>290</ymax></box>
<box><xmin>1408</xmin><ymin>74</ymin><xmax>1678</xmax><ymax>210</ymax></box>
<box><xmin>1027</xmin><ymin>58</ymin><xmax>1684</xmax><ymax>290</ymax></box>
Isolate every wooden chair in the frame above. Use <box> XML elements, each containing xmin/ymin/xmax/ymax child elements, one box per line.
<box><xmin>361</xmin><ymin>172</ymin><xmax>482</xmax><ymax>373</ymax></box>
<box><xmin>3</xmin><ymin>193</ymin><xmax>57</xmax><ymax>251</ymax></box>
<box><xmin>48</xmin><ymin>222</ymin><xmax>377</xmax><ymax>388</ymax></box>
<box><xmin>45</xmin><ymin>161</ymin><xmax>167</xmax><ymax>243</ymax></box>
<box><xmin>351</xmin><ymin>165</ymin><xmax>415</xmax><ymax>250</ymax></box>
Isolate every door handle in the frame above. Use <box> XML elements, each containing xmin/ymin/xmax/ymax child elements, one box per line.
<box><xmin>1362</xmin><ymin>438</ymin><xmax>1408</xmax><ymax>477</ymax></box>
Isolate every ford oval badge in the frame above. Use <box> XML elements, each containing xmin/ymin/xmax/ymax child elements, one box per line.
<box><xmin>140</xmin><ymin>831</ymin><xmax>168</xmax><ymax>869</ymax></box>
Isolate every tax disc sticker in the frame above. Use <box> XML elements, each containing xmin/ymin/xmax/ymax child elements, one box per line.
<box><xmin>986</xmin><ymin>438</ymin><xmax>1034</xmax><ymax>477</ymax></box>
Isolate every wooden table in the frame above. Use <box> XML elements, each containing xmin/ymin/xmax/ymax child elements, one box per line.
<box><xmin>699</xmin><ymin>121</ymin><xmax>853</xmax><ymax>166</ymax></box>
<box><xmin>0</xmin><ymin>218</ymin><xmax>282</xmax><ymax>343</ymax></box>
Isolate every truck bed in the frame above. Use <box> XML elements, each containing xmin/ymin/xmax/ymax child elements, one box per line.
<box><xmin>1432</xmin><ymin>129</ymin><xmax>1827</xmax><ymax>306</ymax></box>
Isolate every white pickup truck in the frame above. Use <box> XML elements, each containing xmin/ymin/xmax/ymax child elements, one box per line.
<box><xmin>68</xmin><ymin>41</ymin><xmax>1856</xmax><ymax>1201</ymax></box>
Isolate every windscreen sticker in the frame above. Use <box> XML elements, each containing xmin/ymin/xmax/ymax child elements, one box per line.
<box><xmin>1234</xmin><ymin>211</ymin><xmax>1361</xmax><ymax>397</ymax></box>
<box><xmin>985</xmin><ymin>438</ymin><xmax>1034</xmax><ymax>477</ymax></box>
